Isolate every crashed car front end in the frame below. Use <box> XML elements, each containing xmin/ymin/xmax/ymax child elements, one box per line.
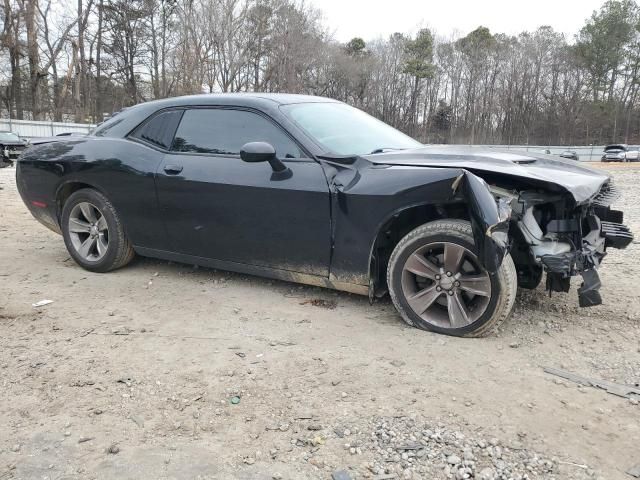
<box><xmin>492</xmin><ymin>179</ymin><xmax>633</xmax><ymax>307</ymax></box>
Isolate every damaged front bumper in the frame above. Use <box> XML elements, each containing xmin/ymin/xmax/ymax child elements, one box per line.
<box><xmin>498</xmin><ymin>179</ymin><xmax>633</xmax><ymax>307</ymax></box>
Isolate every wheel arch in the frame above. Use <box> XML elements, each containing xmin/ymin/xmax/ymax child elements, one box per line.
<box><xmin>55</xmin><ymin>181</ymin><xmax>109</xmax><ymax>222</ymax></box>
<box><xmin>367</xmin><ymin>201</ymin><xmax>470</xmax><ymax>297</ymax></box>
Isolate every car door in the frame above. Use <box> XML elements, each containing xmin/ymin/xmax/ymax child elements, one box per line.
<box><xmin>155</xmin><ymin>107</ymin><xmax>331</xmax><ymax>277</ymax></box>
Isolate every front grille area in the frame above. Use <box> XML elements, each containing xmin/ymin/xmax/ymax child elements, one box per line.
<box><xmin>601</xmin><ymin>221</ymin><xmax>634</xmax><ymax>249</ymax></box>
<box><xmin>592</xmin><ymin>181</ymin><xmax>621</xmax><ymax>207</ymax></box>
<box><xmin>3</xmin><ymin>145</ymin><xmax>26</xmax><ymax>159</ymax></box>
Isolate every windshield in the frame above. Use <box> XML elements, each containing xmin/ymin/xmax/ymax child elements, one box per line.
<box><xmin>0</xmin><ymin>132</ymin><xmax>21</xmax><ymax>142</ymax></box>
<box><xmin>282</xmin><ymin>102</ymin><xmax>422</xmax><ymax>155</ymax></box>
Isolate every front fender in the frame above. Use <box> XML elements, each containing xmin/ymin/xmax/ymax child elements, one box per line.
<box><xmin>454</xmin><ymin>170</ymin><xmax>509</xmax><ymax>273</ymax></box>
<box><xmin>320</xmin><ymin>157</ymin><xmax>509</xmax><ymax>286</ymax></box>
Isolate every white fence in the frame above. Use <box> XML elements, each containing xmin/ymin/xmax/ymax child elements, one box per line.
<box><xmin>0</xmin><ymin>118</ymin><xmax>95</xmax><ymax>139</ymax></box>
<box><xmin>480</xmin><ymin>144</ymin><xmax>607</xmax><ymax>162</ymax></box>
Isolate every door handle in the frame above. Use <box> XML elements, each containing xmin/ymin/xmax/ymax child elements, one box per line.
<box><xmin>163</xmin><ymin>164</ymin><xmax>183</xmax><ymax>175</ymax></box>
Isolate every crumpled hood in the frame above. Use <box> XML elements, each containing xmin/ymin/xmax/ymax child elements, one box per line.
<box><xmin>363</xmin><ymin>146</ymin><xmax>610</xmax><ymax>204</ymax></box>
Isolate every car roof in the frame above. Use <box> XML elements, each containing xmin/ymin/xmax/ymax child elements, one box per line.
<box><xmin>135</xmin><ymin>92</ymin><xmax>338</xmax><ymax>109</ymax></box>
<box><xmin>93</xmin><ymin>93</ymin><xmax>340</xmax><ymax>138</ymax></box>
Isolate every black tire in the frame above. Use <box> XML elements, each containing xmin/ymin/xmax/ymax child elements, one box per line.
<box><xmin>387</xmin><ymin>219</ymin><xmax>517</xmax><ymax>337</ymax></box>
<box><xmin>61</xmin><ymin>188</ymin><xmax>135</xmax><ymax>272</ymax></box>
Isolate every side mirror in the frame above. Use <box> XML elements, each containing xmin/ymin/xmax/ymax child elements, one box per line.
<box><xmin>240</xmin><ymin>142</ymin><xmax>287</xmax><ymax>172</ymax></box>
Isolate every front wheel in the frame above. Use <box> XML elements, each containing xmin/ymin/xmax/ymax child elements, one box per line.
<box><xmin>387</xmin><ymin>219</ymin><xmax>517</xmax><ymax>337</ymax></box>
<box><xmin>61</xmin><ymin>188</ymin><xmax>135</xmax><ymax>272</ymax></box>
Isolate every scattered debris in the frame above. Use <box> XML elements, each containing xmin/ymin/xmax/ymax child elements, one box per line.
<box><xmin>79</xmin><ymin>327</ymin><xmax>95</xmax><ymax>337</ymax></box>
<box><xmin>268</xmin><ymin>340</ymin><xmax>296</xmax><ymax>347</ymax></box>
<box><xmin>557</xmin><ymin>460</ymin><xmax>588</xmax><ymax>469</ymax></box>
<box><xmin>331</xmin><ymin>470</ymin><xmax>353</xmax><ymax>480</ymax></box>
<box><xmin>230</xmin><ymin>396</ymin><xmax>241</xmax><ymax>405</ymax></box>
<box><xmin>235</xmin><ymin>352</ymin><xmax>246</xmax><ymax>358</ymax></box>
<box><xmin>116</xmin><ymin>376</ymin><xmax>135</xmax><ymax>387</ymax></box>
<box><xmin>266</xmin><ymin>423</ymin><xmax>290</xmax><ymax>432</ymax></box>
<box><xmin>111</xmin><ymin>326</ymin><xmax>134</xmax><ymax>335</ymax></box>
<box><xmin>544</xmin><ymin>367</ymin><xmax>640</xmax><ymax>399</ymax></box>
<box><xmin>299</xmin><ymin>298</ymin><xmax>337</xmax><ymax>309</ymax></box>
<box><xmin>628</xmin><ymin>464</ymin><xmax>640</xmax><ymax>478</ymax></box>
<box><xmin>106</xmin><ymin>444</ymin><xmax>120</xmax><ymax>454</ymax></box>
<box><xmin>32</xmin><ymin>299</ymin><xmax>53</xmax><ymax>308</ymax></box>
<box><xmin>396</xmin><ymin>442</ymin><xmax>422</xmax><ymax>451</ymax></box>
<box><xmin>78</xmin><ymin>436</ymin><xmax>94</xmax><ymax>443</ymax></box>
<box><xmin>70</xmin><ymin>379</ymin><xmax>95</xmax><ymax>387</ymax></box>
<box><xmin>129</xmin><ymin>415</ymin><xmax>144</xmax><ymax>428</ymax></box>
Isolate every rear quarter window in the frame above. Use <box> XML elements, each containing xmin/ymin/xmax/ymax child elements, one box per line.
<box><xmin>130</xmin><ymin>110</ymin><xmax>183</xmax><ymax>150</ymax></box>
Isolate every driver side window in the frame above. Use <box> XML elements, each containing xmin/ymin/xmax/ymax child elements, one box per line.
<box><xmin>171</xmin><ymin>108</ymin><xmax>304</xmax><ymax>159</ymax></box>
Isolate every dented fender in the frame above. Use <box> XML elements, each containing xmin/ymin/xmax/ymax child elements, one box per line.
<box><xmin>318</xmin><ymin>154</ymin><xmax>509</xmax><ymax>282</ymax></box>
<box><xmin>453</xmin><ymin>170</ymin><xmax>509</xmax><ymax>274</ymax></box>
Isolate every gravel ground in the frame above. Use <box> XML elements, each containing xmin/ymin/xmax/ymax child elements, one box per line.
<box><xmin>0</xmin><ymin>164</ymin><xmax>639</xmax><ymax>480</ymax></box>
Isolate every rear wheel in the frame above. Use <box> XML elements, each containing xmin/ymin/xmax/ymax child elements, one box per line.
<box><xmin>61</xmin><ymin>189</ymin><xmax>134</xmax><ymax>272</ymax></box>
<box><xmin>387</xmin><ymin>220</ymin><xmax>517</xmax><ymax>337</ymax></box>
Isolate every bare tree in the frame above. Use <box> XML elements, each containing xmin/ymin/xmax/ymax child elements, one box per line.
<box><xmin>3</xmin><ymin>0</ymin><xmax>640</xmax><ymax>145</ymax></box>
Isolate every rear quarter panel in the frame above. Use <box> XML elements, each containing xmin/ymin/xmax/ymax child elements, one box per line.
<box><xmin>17</xmin><ymin>137</ymin><xmax>167</xmax><ymax>250</ymax></box>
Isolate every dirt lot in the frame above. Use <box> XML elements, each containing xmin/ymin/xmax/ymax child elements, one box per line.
<box><xmin>1</xmin><ymin>164</ymin><xmax>639</xmax><ymax>480</ymax></box>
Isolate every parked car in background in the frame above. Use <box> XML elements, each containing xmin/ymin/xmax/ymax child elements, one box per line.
<box><xmin>559</xmin><ymin>150</ymin><xmax>579</xmax><ymax>161</ymax></box>
<box><xmin>625</xmin><ymin>148</ymin><xmax>640</xmax><ymax>161</ymax></box>
<box><xmin>0</xmin><ymin>131</ymin><xmax>28</xmax><ymax>168</ymax></box>
<box><xmin>601</xmin><ymin>144</ymin><xmax>639</xmax><ymax>162</ymax></box>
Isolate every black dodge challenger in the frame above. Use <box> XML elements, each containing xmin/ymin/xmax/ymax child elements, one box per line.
<box><xmin>16</xmin><ymin>94</ymin><xmax>633</xmax><ymax>337</ymax></box>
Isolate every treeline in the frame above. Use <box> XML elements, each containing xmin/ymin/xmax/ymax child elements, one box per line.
<box><xmin>2</xmin><ymin>0</ymin><xmax>640</xmax><ymax>145</ymax></box>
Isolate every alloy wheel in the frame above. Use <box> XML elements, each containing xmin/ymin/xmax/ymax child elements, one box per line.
<box><xmin>68</xmin><ymin>202</ymin><xmax>109</xmax><ymax>261</ymax></box>
<box><xmin>400</xmin><ymin>242</ymin><xmax>492</xmax><ymax>329</ymax></box>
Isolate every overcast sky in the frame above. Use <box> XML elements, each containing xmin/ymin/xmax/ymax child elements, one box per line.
<box><xmin>311</xmin><ymin>0</ymin><xmax>607</xmax><ymax>42</ymax></box>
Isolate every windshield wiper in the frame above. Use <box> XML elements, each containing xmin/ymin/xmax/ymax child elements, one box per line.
<box><xmin>369</xmin><ymin>147</ymin><xmax>406</xmax><ymax>154</ymax></box>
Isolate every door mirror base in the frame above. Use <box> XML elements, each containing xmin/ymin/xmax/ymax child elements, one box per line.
<box><xmin>240</xmin><ymin>142</ymin><xmax>287</xmax><ymax>172</ymax></box>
